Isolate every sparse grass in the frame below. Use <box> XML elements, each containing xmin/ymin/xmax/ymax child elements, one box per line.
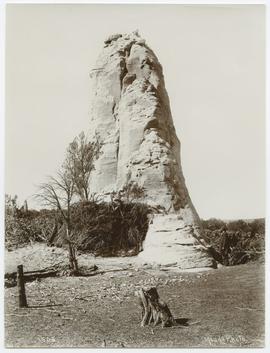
<box><xmin>5</xmin><ymin>253</ymin><xmax>264</xmax><ymax>348</ymax></box>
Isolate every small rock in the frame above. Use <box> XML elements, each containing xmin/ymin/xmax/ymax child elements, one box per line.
<box><xmin>163</xmin><ymin>262</ymin><xmax>177</xmax><ymax>268</ymax></box>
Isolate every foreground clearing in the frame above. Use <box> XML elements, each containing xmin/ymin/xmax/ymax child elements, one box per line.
<box><xmin>5</xmin><ymin>246</ymin><xmax>264</xmax><ymax>348</ymax></box>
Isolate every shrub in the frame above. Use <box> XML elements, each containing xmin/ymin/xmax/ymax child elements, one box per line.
<box><xmin>5</xmin><ymin>200</ymin><xmax>151</xmax><ymax>256</ymax></box>
<box><xmin>5</xmin><ymin>209</ymin><xmax>59</xmax><ymax>250</ymax></box>
<box><xmin>202</xmin><ymin>218</ymin><xmax>265</xmax><ymax>266</ymax></box>
<box><xmin>67</xmin><ymin>200</ymin><xmax>151</xmax><ymax>256</ymax></box>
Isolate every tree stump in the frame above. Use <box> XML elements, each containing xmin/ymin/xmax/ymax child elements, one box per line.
<box><xmin>137</xmin><ymin>287</ymin><xmax>175</xmax><ymax>327</ymax></box>
<box><xmin>68</xmin><ymin>241</ymin><xmax>79</xmax><ymax>274</ymax></box>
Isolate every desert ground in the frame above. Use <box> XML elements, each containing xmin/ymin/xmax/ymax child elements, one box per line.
<box><xmin>5</xmin><ymin>244</ymin><xmax>264</xmax><ymax>348</ymax></box>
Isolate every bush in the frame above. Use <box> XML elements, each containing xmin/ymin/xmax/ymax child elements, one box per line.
<box><xmin>6</xmin><ymin>194</ymin><xmax>264</xmax><ymax>264</ymax></box>
<box><xmin>57</xmin><ymin>200</ymin><xmax>151</xmax><ymax>256</ymax></box>
<box><xmin>5</xmin><ymin>209</ymin><xmax>59</xmax><ymax>250</ymax></box>
<box><xmin>202</xmin><ymin>218</ymin><xmax>265</xmax><ymax>266</ymax></box>
<box><xmin>5</xmin><ymin>200</ymin><xmax>151</xmax><ymax>256</ymax></box>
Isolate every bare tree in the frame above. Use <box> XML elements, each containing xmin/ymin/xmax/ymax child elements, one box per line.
<box><xmin>35</xmin><ymin>169</ymin><xmax>78</xmax><ymax>272</ymax></box>
<box><xmin>64</xmin><ymin>131</ymin><xmax>101</xmax><ymax>201</ymax></box>
<box><xmin>35</xmin><ymin>131</ymin><xmax>100</xmax><ymax>272</ymax></box>
<box><xmin>36</xmin><ymin>171</ymin><xmax>74</xmax><ymax>234</ymax></box>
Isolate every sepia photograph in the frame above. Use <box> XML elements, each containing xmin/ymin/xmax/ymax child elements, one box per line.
<box><xmin>2</xmin><ymin>1</ymin><xmax>266</xmax><ymax>349</ymax></box>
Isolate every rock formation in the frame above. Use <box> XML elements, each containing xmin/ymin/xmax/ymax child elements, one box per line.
<box><xmin>89</xmin><ymin>31</ymin><xmax>214</xmax><ymax>269</ymax></box>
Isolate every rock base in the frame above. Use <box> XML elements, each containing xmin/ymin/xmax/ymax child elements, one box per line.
<box><xmin>138</xmin><ymin>214</ymin><xmax>215</xmax><ymax>270</ymax></box>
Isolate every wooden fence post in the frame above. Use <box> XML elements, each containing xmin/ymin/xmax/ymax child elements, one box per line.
<box><xmin>17</xmin><ymin>265</ymin><xmax>27</xmax><ymax>308</ymax></box>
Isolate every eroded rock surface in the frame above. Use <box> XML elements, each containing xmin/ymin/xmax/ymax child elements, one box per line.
<box><xmin>137</xmin><ymin>214</ymin><xmax>214</xmax><ymax>269</ymax></box>
<box><xmin>89</xmin><ymin>32</ymin><xmax>214</xmax><ymax>269</ymax></box>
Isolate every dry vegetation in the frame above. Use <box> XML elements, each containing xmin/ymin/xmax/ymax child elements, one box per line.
<box><xmin>5</xmin><ymin>199</ymin><xmax>265</xmax><ymax>266</ymax></box>
<box><xmin>4</xmin><ymin>196</ymin><xmax>265</xmax><ymax>347</ymax></box>
<box><xmin>5</xmin><ymin>200</ymin><xmax>150</xmax><ymax>256</ymax></box>
<box><xmin>202</xmin><ymin>218</ymin><xmax>264</xmax><ymax>265</ymax></box>
<box><xmin>5</xmin><ymin>256</ymin><xmax>264</xmax><ymax>348</ymax></box>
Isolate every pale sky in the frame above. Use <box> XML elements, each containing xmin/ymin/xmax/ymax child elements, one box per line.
<box><xmin>5</xmin><ymin>4</ymin><xmax>265</xmax><ymax>220</ymax></box>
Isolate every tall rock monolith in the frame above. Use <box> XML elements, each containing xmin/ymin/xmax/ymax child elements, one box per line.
<box><xmin>89</xmin><ymin>32</ymin><xmax>215</xmax><ymax>269</ymax></box>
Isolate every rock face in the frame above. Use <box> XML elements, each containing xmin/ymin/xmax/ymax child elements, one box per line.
<box><xmin>138</xmin><ymin>214</ymin><xmax>214</xmax><ymax>269</ymax></box>
<box><xmin>89</xmin><ymin>32</ymin><xmax>214</xmax><ymax>269</ymax></box>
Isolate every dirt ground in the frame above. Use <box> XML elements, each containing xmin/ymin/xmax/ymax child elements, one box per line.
<box><xmin>5</xmin><ymin>244</ymin><xmax>264</xmax><ymax>348</ymax></box>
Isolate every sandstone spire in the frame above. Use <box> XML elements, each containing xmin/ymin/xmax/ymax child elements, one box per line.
<box><xmin>89</xmin><ymin>32</ymin><xmax>214</xmax><ymax>269</ymax></box>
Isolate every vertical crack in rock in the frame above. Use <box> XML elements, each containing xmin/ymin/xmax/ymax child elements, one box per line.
<box><xmin>119</xmin><ymin>57</ymin><xmax>128</xmax><ymax>92</ymax></box>
<box><xmin>115</xmin><ymin>136</ymin><xmax>120</xmax><ymax>163</ymax></box>
<box><xmin>111</xmin><ymin>101</ymin><xmax>117</xmax><ymax>121</ymax></box>
<box><xmin>119</xmin><ymin>41</ymin><xmax>136</xmax><ymax>93</ymax></box>
<box><xmin>89</xmin><ymin>31</ymin><xmax>215</xmax><ymax>269</ymax></box>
